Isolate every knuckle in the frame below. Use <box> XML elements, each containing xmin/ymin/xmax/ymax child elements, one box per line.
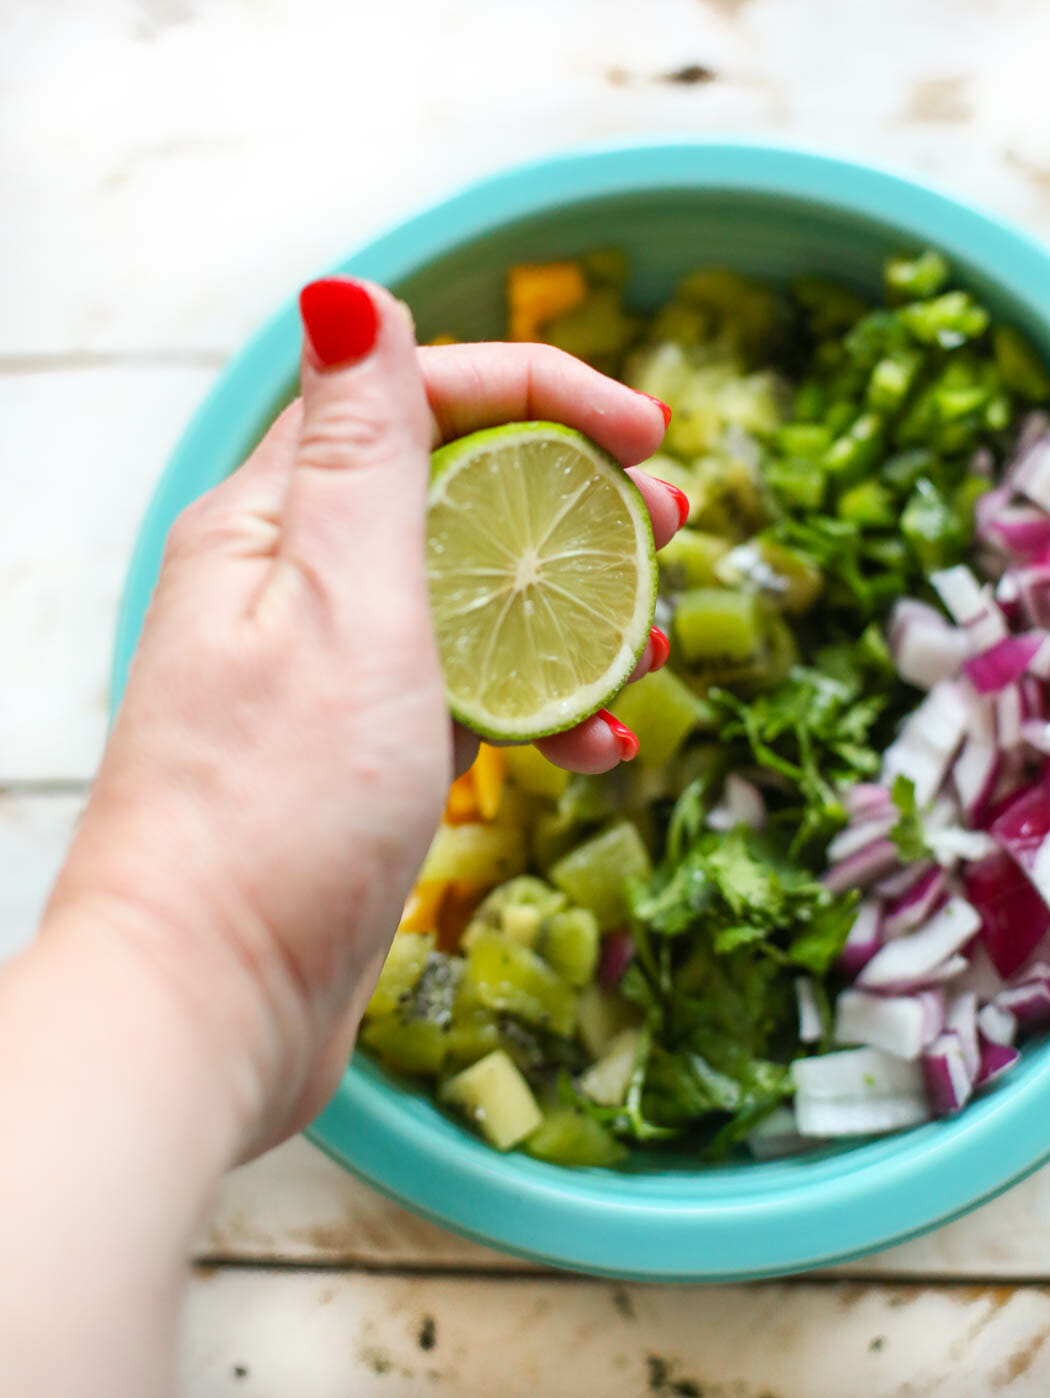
<box><xmin>297</xmin><ymin>403</ymin><xmax>389</xmax><ymax>470</ymax></box>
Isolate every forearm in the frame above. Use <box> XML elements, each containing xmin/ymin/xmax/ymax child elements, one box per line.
<box><xmin>0</xmin><ymin>908</ymin><xmax>242</xmax><ymax>1398</ymax></box>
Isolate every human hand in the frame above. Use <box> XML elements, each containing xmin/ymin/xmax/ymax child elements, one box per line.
<box><xmin>46</xmin><ymin>278</ymin><xmax>683</xmax><ymax>1162</ymax></box>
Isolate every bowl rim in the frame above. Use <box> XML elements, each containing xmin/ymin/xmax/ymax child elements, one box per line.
<box><xmin>112</xmin><ymin>138</ymin><xmax>1050</xmax><ymax>1280</ymax></box>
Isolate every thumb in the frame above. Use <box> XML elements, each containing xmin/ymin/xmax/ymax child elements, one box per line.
<box><xmin>279</xmin><ymin>277</ymin><xmax>432</xmax><ymax>613</ymax></box>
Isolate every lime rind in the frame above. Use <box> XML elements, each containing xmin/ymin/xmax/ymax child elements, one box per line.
<box><xmin>427</xmin><ymin>422</ymin><xmax>658</xmax><ymax>742</ymax></box>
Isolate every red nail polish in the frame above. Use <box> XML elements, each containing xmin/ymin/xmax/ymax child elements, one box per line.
<box><xmin>648</xmin><ymin>626</ymin><xmax>670</xmax><ymax>672</ymax></box>
<box><xmin>299</xmin><ymin>278</ymin><xmax>378</xmax><ymax>369</ymax></box>
<box><xmin>638</xmin><ymin>392</ymin><xmax>672</xmax><ymax>429</ymax></box>
<box><xmin>653</xmin><ymin>479</ymin><xmax>690</xmax><ymax>529</ymax></box>
<box><xmin>597</xmin><ymin>709</ymin><xmax>639</xmax><ymax>762</ymax></box>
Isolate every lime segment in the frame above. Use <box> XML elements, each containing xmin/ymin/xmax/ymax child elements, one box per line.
<box><xmin>427</xmin><ymin>422</ymin><xmax>657</xmax><ymax>741</ymax></box>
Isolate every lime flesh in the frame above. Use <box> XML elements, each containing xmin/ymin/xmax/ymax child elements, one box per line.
<box><xmin>427</xmin><ymin>422</ymin><xmax>657</xmax><ymax>741</ymax></box>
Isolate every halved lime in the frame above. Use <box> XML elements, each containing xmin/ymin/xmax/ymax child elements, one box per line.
<box><xmin>427</xmin><ymin>422</ymin><xmax>657</xmax><ymax>741</ymax></box>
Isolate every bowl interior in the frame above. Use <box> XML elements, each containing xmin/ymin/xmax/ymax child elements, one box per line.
<box><xmin>348</xmin><ymin>183</ymin><xmax>1050</xmax><ymax>1167</ymax></box>
<box><xmin>114</xmin><ymin>145</ymin><xmax>1050</xmax><ymax>1278</ymax></box>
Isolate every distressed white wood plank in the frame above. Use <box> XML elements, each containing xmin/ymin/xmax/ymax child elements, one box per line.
<box><xmin>3</xmin><ymin>0</ymin><xmax>1050</xmax><ymax>355</ymax></box>
<box><xmin>180</xmin><ymin>1269</ymin><xmax>1050</xmax><ymax>1397</ymax></box>
<box><xmin>7</xmin><ymin>782</ymin><xmax>1050</xmax><ymax>1282</ymax></box>
<box><xmin>0</xmin><ymin>367</ymin><xmax>217</xmax><ymax>780</ymax></box>
<box><xmin>202</xmin><ymin>1131</ymin><xmax>1050</xmax><ymax>1280</ymax></box>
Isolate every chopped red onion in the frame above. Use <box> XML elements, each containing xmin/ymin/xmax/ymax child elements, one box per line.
<box><xmin>1021</xmin><ymin>674</ymin><xmax>1048</xmax><ymax>721</ymax></box>
<box><xmin>989</xmin><ymin>783</ymin><xmax>1050</xmax><ymax>906</ymax></box>
<box><xmin>946</xmin><ymin>991</ymin><xmax>980</xmax><ymax>1079</ymax></box>
<box><xmin>795</xmin><ymin>977</ymin><xmax>823</xmax><ymax>1044</ymax></box>
<box><xmin>1023</xmin><ymin>720</ymin><xmax>1050</xmax><ymax>754</ymax></box>
<box><xmin>994</xmin><ymin>979</ymin><xmax>1050</xmax><ymax>1030</ymax></box>
<box><xmin>1015</xmin><ymin>565</ymin><xmax>1050</xmax><ymax>628</ymax></box>
<box><xmin>953</xmin><ymin>738</ymin><xmax>1000</xmax><ymax>824</ymax></box>
<box><xmin>975</xmin><ymin>1038</ymin><xmax>1021</xmax><ymax>1088</ymax></box>
<box><xmin>857</xmin><ymin>898</ymin><xmax>980</xmax><ymax>991</ymax></box>
<box><xmin>836</xmin><ymin>899</ymin><xmax>883</xmax><ymax>978</ymax></box>
<box><xmin>883</xmin><ymin>867</ymin><xmax>948</xmax><ymax>939</ymax></box>
<box><xmin>922</xmin><ymin>1030</ymin><xmax>974</xmax><ymax>1115</ymax></box>
<box><xmin>883</xmin><ymin>682</ymin><xmax>968</xmax><ymax>806</ymax></box>
<box><xmin>597</xmin><ymin>928</ymin><xmax>635</xmax><ymax>991</ymax></box>
<box><xmin>795</xmin><ymin>1096</ymin><xmax>932</xmax><ymax>1136</ymax></box>
<box><xmin>996</xmin><ymin>570</ymin><xmax>1024</xmax><ymax>626</ymax></box>
<box><xmin>950</xmin><ymin>941</ymin><xmax>1006</xmax><ymax>1002</ymax></box>
<box><xmin>996</xmin><ymin>683</ymin><xmax>1026</xmax><ymax>752</ymax></box>
<box><xmin>793</xmin><ymin>1048</ymin><xmax>929</xmax><ymax>1136</ymax></box>
<box><xmin>931</xmin><ymin>565</ymin><xmax>991</xmax><ymax>627</ymax></box>
<box><xmin>964</xmin><ymin>633</ymin><xmax>1045</xmax><ymax>694</ymax></box>
<box><xmin>983</xmin><ymin>505</ymin><xmax>1050</xmax><ymax>560</ymax></box>
<box><xmin>963</xmin><ymin>849</ymin><xmax>1050</xmax><ymax>976</ymax></box>
<box><xmin>707</xmin><ymin>772</ymin><xmax>767</xmax><ymax>833</ymax></box>
<box><xmin>871</xmin><ymin>953</ymin><xmax>969</xmax><ymax>995</ymax></box>
<box><xmin>889</xmin><ymin>600</ymin><xmax>967</xmax><ymax>690</ymax></box>
<box><xmin>844</xmin><ymin>783</ymin><xmax>893</xmax><ymax>822</ymax></box>
<box><xmin>833</xmin><ymin>989</ymin><xmax>929</xmax><ymax>1060</ymax></box>
<box><xmin>826</xmin><ymin>813</ymin><xmax>899</xmax><ymax>864</ymax></box>
<box><xmin>926</xmin><ymin>826</ymin><xmax>998</xmax><ymax>866</ymax></box>
<box><xmin>823</xmin><ymin>841</ymin><xmax>900</xmax><ymax>896</ymax></box>
<box><xmin>1026</xmin><ymin>635</ymin><xmax>1050</xmax><ymax>680</ymax></box>
<box><xmin>875</xmin><ymin>860</ymin><xmax>936</xmax><ymax>900</ymax></box>
<box><xmin>1011</xmin><ymin>435</ymin><xmax>1050</xmax><ymax>512</ymax></box>
<box><xmin>976</xmin><ymin>1001</ymin><xmax>1017</xmax><ymax>1047</ymax></box>
<box><xmin>917</xmin><ymin>988</ymin><xmax>948</xmax><ymax>1046</ymax></box>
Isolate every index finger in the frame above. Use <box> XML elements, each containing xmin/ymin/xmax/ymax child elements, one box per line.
<box><xmin>418</xmin><ymin>341</ymin><xmax>668</xmax><ymax>467</ymax></box>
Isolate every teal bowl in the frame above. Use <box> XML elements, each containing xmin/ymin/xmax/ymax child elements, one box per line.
<box><xmin>112</xmin><ymin>140</ymin><xmax>1050</xmax><ymax>1280</ymax></box>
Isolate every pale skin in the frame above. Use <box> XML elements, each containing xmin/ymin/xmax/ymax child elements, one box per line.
<box><xmin>0</xmin><ymin>283</ymin><xmax>681</xmax><ymax>1396</ymax></box>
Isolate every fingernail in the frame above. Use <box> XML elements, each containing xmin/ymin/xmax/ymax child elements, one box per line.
<box><xmin>653</xmin><ymin>479</ymin><xmax>690</xmax><ymax>529</ymax></box>
<box><xmin>299</xmin><ymin>278</ymin><xmax>378</xmax><ymax>369</ymax></box>
<box><xmin>638</xmin><ymin>391</ymin><xmax>672</xmax><ymax>429</ymax></box>
<box><xmin>597</xmin><ymin>709</ymin><xmax>638</xmax><ymax>762</ymax></box>
<box><xmin>648</xmin><ymin>626</ymin><xmax>670</xmax><ymax>672</ymax></box>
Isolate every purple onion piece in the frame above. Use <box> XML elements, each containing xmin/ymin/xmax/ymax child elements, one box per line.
<box><xmin>922</xmin><ymin>1030</ymin><xmax>974</xmax><ymax>1116</ymax></box>
<box><xmin>883</xmin><ymin>867</ymin><xmax>948</xmax><ymax>940</ymax></box>
<box><xmin>963</xmin><ymin>633</ymin><xmax>1045</xmax><ymax>695</ymax></box>
<box><xmin>975</xmin><ymin>1037</ymin><xmax>1021</xmax><ymax>1088</ymax></box>
<box><xmin>597</xmin><ymin>929</ymin><xmax>635</xmax><ymax>991</ymax></box>
<box><xmin>822</xmin><ymin>841</ymin><xmax>901</xmax><ymax>896</ymax></box>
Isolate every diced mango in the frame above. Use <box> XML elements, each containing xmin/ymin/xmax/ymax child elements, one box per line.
<box><xmin>444</xmin><ymin>770</ymin><xmax>480</xmax><ymax>824</ymax></box>
<box><xmin>398</xmin><ymin>882</ymin><xmax>447</xmax><ymax>935</ymax></box>
<box><xmin>429</xmin><ymin>333</ymin><xmax>457</xmax><ymax>346</ymax></box>
<box><xmin>472</xmin><ymin>744</ymin><xmax>506</xmax><ymax>820</ymax></box>
<box><xmin>507</xmin><ymin>262</ymin><xmax>588</xmax><ymax>343</ymax></box>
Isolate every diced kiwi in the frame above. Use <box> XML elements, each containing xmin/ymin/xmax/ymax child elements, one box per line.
<box><xmin>419</xmin><ymin>823</ymin><xmax>527</xmax><ymax>886</ymax></box>
<box><xmin>462</xmin><ymin>931</ymin><xmax>578</xmax><ymax>1037</ymax></box>
<box><xmin>524</xmin><ymin>1106</ymin><xmax>627</xmax><ymax>1167</ymax></box>
<box><xmin>550</xmin><ymin>821</ymin><xmax>652</xmax><ymax>931</ymax></box>
<box><xmin>537</xmin><ymin>908</ymin><xmax>600</xmax><ymax>987</ymax></box>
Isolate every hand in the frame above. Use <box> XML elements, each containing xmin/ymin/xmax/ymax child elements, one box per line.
<box><xmin>46</xmin><ymin>278</ymin><xmax>682</xmax><ymax>1161</ymax></box>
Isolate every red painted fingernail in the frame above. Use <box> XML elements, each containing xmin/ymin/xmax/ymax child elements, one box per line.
<box><xmin>638</xmin><ymin>391</ymin><xmax>672</xmax><ymax>428</ymax></box>
<box><xmin>299</xmin><ymin>278</ymin><xmax>378</xmax><ymax>369</ymax></box>
<box><xmin>598</xmin><ymin>709</ymin><xmax>639</xmax><ymax>762</ymax></box>
<box><xmin>649</xmin><ymin>626</ymin><xmax>670</xmax><ymax>672</ymax></box>
<box><xmin>653</xmin><ymin>479</ymin><xmax>690</xmax><ymax>529</ymax></box>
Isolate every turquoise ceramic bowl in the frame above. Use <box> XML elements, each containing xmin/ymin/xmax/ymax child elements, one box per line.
<box><xmin>112</xmin><ymin>141</ymin><xmax>1050</xmax><ymax>1280</ymax></box>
